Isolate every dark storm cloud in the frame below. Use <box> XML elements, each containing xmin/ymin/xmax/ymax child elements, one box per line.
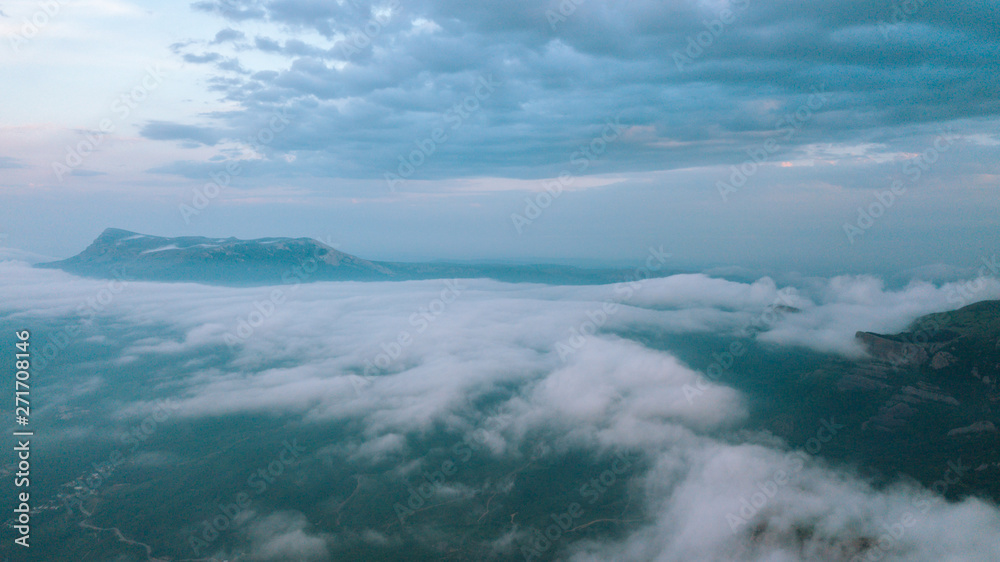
<box><xmin>144</xmin><ymin>0</ymin><xmax>999</xmax><ymax>183</ymax></box>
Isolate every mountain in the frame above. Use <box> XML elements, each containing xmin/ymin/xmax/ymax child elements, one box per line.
<box><xmin>36</xmin><ymin>228</ymin><xmax>394</xmax><ymax>284</ymax></box>
<box><xmin>36</xmin><ymin>228</ymin><xmax>662</xmax><ymax>285</ymax></box>
<box><xmin>785</xmin><ymin>300</ymin><xmax>1000</xmax><ymax>502</ymax></box>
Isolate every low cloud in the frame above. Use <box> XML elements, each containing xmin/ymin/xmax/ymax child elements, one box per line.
<box><xmin>5</xmin><ymin>261</ymin><xmax>1000</xmax><ymax>559</ymax></box>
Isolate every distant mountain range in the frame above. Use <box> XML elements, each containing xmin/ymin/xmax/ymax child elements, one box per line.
<box><xmin>36</xmin><ymin>228</ymin><xmax>667</xmax><ymax>285</ymax></box>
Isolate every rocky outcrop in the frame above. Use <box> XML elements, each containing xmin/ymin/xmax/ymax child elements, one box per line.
<box><xmin>836</xmin><ymin>363</ymin><xmax>893</xmax><ymax>392</ymax></box>
<box><xmin>900</xmin><ymin>382</ymin><xmax>960</xmax><ymax>406</ymax></box>
<box><xmin>931</xmin><ymin>351</ymin><xmax>958</xmax><ymax>369</ymax></box>
<box><xmin>948</xmin><ymin>421</ymin><xmax>998</xmax><ymax>437</ymax></box>
<box><xmin>855</xmin><ymin>331</ymin><xmax>928</xmax><ymax>366</ymax></box>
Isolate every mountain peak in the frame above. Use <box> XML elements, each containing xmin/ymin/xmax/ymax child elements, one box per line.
<box><xmin>96</xmin><ymin>227</ymin><xmax>145</xmax><ymax>241</ymax></box>
<box><xmin>38</xmin><ymin>229</ymin><xmax>393</xmax><ymax>285</ymax></box>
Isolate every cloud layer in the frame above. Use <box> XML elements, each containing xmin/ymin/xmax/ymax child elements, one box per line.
<box><xmin>4</xmin><ymin>261</ymin><xmax>1000</xmax><ymax>559</ymax></box>
<box><xmin>142</xmin><ymin>0</ymin><xmax>1000</xmax><ymax>182</ymax></box>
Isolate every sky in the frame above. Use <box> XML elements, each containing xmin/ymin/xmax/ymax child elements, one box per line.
<box><xmin>1</xmin><ymin>0</ymin><xmax>998</xmax><ymax>273</ymax></box>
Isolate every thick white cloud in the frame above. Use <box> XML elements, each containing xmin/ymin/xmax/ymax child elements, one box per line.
<box><xmin>567</xmin><ymin>439</ymin><xmax>1000</xmax><ymax>561</ymax></box>
<box><xmin>761</xmin><ymin>275</ymin><xmax>1000</xmax><ymax>355</ymax></box>
<box><xmin>5</xmin><ymin>261</ymin><xmax>1000</xmax><ymax>560</ymax></box>
<box><xmin>243</xmin><ymin>511</ymin><xmax>330</xmax><ymax>561</ymax></box>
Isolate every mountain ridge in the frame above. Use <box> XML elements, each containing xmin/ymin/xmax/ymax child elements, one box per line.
<box><xmin>36</xmin><ymin>228</ymin><xmax>668</xmax><ymax>286</ymax></box>
<box><xmin>781</xmin><ymin>299</ymin><xmax>1000</xmax><ymax>502</ymax></box>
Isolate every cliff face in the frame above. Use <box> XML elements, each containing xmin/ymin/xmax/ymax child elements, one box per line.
<box><xmin>852</xmin><ymin>302</ymin><xmax>1000</xmax><ymax>416</ymax></box>
<box><xmin>793</xmin><ymin>300</ymin><xmax>1000</xmax><ymax>502</ymax></box>
<box><xmin>854</xmin><ymin>331</ymin><xmax>929</xmax><ymax>366</ymax></box>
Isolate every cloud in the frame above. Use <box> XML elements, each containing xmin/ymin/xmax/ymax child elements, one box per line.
<box><xmin>70</xmin><ymin>169</ymin><xmax>107</xmax><ymax>177</ymax></box>
<box><xmin>183</xmin><ymin>52</ymin><xmax>223</xmax><ymax>64</ymax></box>
<box><xmin>5</xmin><ymin>262</ymin><xmax>1000</xmax><ymax>559</ymax></box>
<box><xmin>136</xmin><ymin>0</ymin><xmax>1000</xmax><ymax>184</ymax></box>
<box><xmin>7</xmin><ymin>262</ymin><xmax>998</xmax><ymax>425</ymax></box>
<box><xmin>139</xmin><ymin>121</ymin><xmax>224</xmax><ymax>146</ymax></box>
<box><xmin>504</xmin><ymin>337</ymin><xmax>746</xmax><ymax>449</ymax></box>
<box><xmin>566</xmin><ymin>439</ymin><xmax>1000</xmax><ymax>561</ymax></box>
<box><xmin>0</xmin><ymin>156</ymin><xmax>26</xmax><ymax>169</ymax></box>
<box><xmin>244</xmin><ymin>511</ymin><xmax>329</xmax><ymax>561</ymax></box>
<box><xmin>761</xmin><ymin>275</ymin><xmax>1000</xmax><ymax>355</ymax></box>
<box><xmin>211</xmin><ymin>28</ymin><xmax>246</xmax><ymax>44</ymax></box>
